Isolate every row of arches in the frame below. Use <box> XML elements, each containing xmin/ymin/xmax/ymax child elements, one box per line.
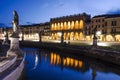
<box><xmin>51</xmin><ymin>20</ymin><xmax>84</xmax><ymax>30</ymax></box>
<box><xmin>51</xmin><ymin>32</ymin><xmax>83</xmax><ymax>40</ymax></box>
<box><xmin>85</xmin><ymin>34</ymin><xmax>120</xmax><ymax>42</ymax></box>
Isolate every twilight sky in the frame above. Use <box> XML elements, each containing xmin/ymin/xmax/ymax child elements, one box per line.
<box><xmin>0</xmin><ymin>0</ymin><xmax>120</xmax><ymax>27</ymax></box>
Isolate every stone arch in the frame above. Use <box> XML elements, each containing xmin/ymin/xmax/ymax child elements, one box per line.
<box><xmin>54</xmin><ymin>23</ymin><xmax>57</xmax><ymax>30</ymax></box>
<box><xmin>51</xmin><ymin>24</ymin><xmax>54</xmax><ymax>30</ymax></box>
<box><xmin>64</xmin><ymin>22</ymin><xmax>67</xmax><ymax>30</ymax></box>
<box><xmin>75</xmin><ymin>20</ymin><xmax>79</xmax><ymax>29</ymax></box>
<box><xmin>67</xmin><ymin>32</ymin><xmax>70</xmax><ymax>40</ymax></box>
<box><xmin>79</xmin><ymin>32</ymin><xmax>83</xmax><ymax>40</ymax></box>
<box><xmin>51</xmin><ymin>33</ymin><xmax>55</xmax><ymax>39</ymax></box>
<box><xmin>68</xmin><ymin>21</ymin><xmax>71</xmax><ymax>29</ymax></box>
<box><xmin>64</xmin><ymin>32</ymin><xmax>67</xmax><ymax>40</ymax></box>
<box><xmin>71</xmin><ymin>21</ymin><xmax>74</xmax><ymax>29</ymax></box>
<box><xmin>75</xmin><ymin>32</ymin><xmax>79</xmax><ymax>40</ymax></box>
<box><xmin>115</xmin><ymin>35</ymin><xmax>120</xmax><ymax>41</ymax></box>
<box><xmin>54</xmin><ymin>33</ymin><xmax>57</xmax><ymax>40</ymax></box>
<box><xmin>70</xmin><ymin>32</ymin><xmax>74</xmax><ymax>40</ymax></box>
<box><xmin>57</xmin><ymin>23</ymin><xmax>60</xmax><ymax>30</ymax></box>
<box><xmin>106</xmin><ymin>35</ymin><xmax>113</xmax><ymax>41</ymax></box>
<box><xmin>60</xmin><ymin>22</ymin><xmax>63</xmax><ymax>30</ymax></box>
<box><xmin>80</xmin><ymin>20</ymin><xmax>83</xmax><ymax>29</ymax></box>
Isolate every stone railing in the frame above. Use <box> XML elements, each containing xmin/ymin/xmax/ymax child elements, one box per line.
<box><xmin>0</xmin><ymin>56</ymin><xmax>17</xmax><ymax>73</ymax></box>
<box><xmin>3</xmin><ymin>54</ymin><xmax>25</xmax><ymax>80</ymax></box>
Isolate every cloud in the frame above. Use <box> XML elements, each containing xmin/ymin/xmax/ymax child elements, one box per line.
<box><xmin>25</xmin><ymin>22</ymin><xmax>37</xmax><ymax>25</ymax></box>
<box><xmin>107</xmin><ymin>9</ymin><xmax>120</xmax><ymax>14</ymax></box>
<box><xmin>26</xmin><ymin>22</ymin><xmax>32</xmax><ymax>24</ymax></box>
<box><xmin>41</xmin><ymin>3</ymin><xmax>49</xmax><ymax>8</ymax></box>
<box><xmin>58</xmin><ymin>3</ymin><xmax>64</xmax><ymax>7</ymax></box>
<box><xmin>53</xmin><ymin>0</ymin><xmax>65</xmax><ymax>8</ymax></box>
<box><xmin>57</xmin><ymin>0</ymin><xmax>64</xmax><ymax>7</ymax></box>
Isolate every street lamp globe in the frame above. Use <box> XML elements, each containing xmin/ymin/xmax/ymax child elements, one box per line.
<box><xmin>96</xmin><ymin>31</ymin><xmax>101</xmax><ymax>36</ymax></box>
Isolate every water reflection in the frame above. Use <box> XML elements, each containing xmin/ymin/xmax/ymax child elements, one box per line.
<box><xmin>32</xmin><ymin>53</ymin><xmax>38</xmax><ymax>69</ymax></box>
<box><xmin>50</xmin><ymin>53</ymin><xmax>86</xmax><ymax>72</ymax></box>
<box><xmin>23</xmin><ymin>48</ymin><xmax>120</xmax><ymax>80</ymax></box>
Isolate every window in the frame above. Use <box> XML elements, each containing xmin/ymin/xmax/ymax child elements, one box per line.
<box><xmin>102</xmin><ymin>25</ymin><xmax>104</xmax><ymax>28</ymax></box>
<box><xmin>111</xmin><ymin>21</ymin><xmax>117</xmax><ymax>26</ymax></box>
<box><xmin>92</xmin><ymin>25</ymin><xmax>93</xmax><ymax>28</ymax></box>
<box><xmin>98</xmin><ymin>25</ymin><xmax>100</xmax><ymax>28</ymax></box>
<box><xmin>102</xmin><ymin>19</ymin><xmax>104</xmax><ymax>22</ymax></box>
<box><xmin>111</xmin><ymin>29</ymin><xmax>116</xmax><ymax>33</ymax></box>
<box><xmin>105</xmin><ymin>22</ymin><xmax>107</xmax><ymax>26</ymax></box>
<box><xmin>96</xmin><ymin>20</ymin><xmax>97</xmax><ymax>23</ymax></box>
<box><xmin>92</xmin><ymin>21</ymin><xmax>93</xmax><ymax>23</ymax></box>
<box><xmin>98</xmin><ymin>19</ymin><xmax>100</xmax><ymax>22</ymax></box>
<box><xmin>102</xmin><ymin>30</ymin><xmax>104</xmax><ymax>33</ymax></box>
<box><xmin>96</xmin><ymin>25</ymin><xmax>97</xmax><ymax>28</ymax></box>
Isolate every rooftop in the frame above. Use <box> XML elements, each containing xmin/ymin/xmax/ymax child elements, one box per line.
<box><xmin>93</xmin><ymin>14</ymin><xmax>120</xmax><ymax>18</ymax></box>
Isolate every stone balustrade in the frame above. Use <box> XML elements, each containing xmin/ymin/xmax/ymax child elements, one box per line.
<box><xmin>0</xmin><ymin>56</ymin><xmax>17</xmax><ymax>73</ymax></box>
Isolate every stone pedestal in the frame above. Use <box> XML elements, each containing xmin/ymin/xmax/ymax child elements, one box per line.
<box><xmin>7</xmin><ymin>10</ymin><xmax>23</xmax><ymax>57</ymax></box>
<box><xmin>93</xmin><ymin>37</ymin><xmax>97</xmax><ymax>47</ymax></box>
<box><xmin>7</xmin><ymin>38</ymin><xmax>23</xmax><ymax>57</ymax></box>
<box><xmin>92</xmin><ymin>36</ymin><xmax>98</xmax><ymax>49</ymax></box>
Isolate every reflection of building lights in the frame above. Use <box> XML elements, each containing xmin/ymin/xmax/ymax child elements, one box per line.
<box><xmin>75</xmin><ymin>60</ymin><xmax>78</xmax><ymax>67</ymax></box>
<box><xmin>79</xmin><ymin>61</ymin><xmax>83</xmax><ymax>68</ymax></box>
<box><xmin>54</xmin><ymin>54</ymin><xmax>56</xmax><ymax>64</ymax></box>
<box><xmin>63</xmin><ymin>59</ymin><xmax>66</xmax><ymax>65</ymax></box>
<box><xmin>67</xmin><ymin>58</ymin><xmax>70</xmax><ymax>66</ymax></box>
<box><xmin>50</xmin><ymin>52</ymin><xmax>83</xmax><ymax>68</ymax></box>
<box><xmin>71</xmin><ymin>59</ymin><xmax>74</xmax><ymax>66</ymax></box>
<box><xmin>50</xmin><ymin>53</ymin><xmax>53</xmax><ymax>64</ymax></box>
<box><xmin>32</xmin><ymin>54</ymin><xmax>38</xmax><ymax>69</ymax></box>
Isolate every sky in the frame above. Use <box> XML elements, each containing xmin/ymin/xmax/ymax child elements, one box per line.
<box><xmin>0</xmin><ymin>0</ymin><xmax>120</xmax><ymax>27</ymax></box>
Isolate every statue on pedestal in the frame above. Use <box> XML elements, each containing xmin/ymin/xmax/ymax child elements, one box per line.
<box><xmin>11</xmin><ymin>10</ymin><xmax>19</xmax><ymax>38</ymax></box>
<box><xmin>7</xmin><ymin>10</ymin><xmax>23</xmax><ymax>57</ymax></box>
<box><xmin>92</xmin><ymin>26</ymin><xmax>98</xmax><ymax>48</ymax></box>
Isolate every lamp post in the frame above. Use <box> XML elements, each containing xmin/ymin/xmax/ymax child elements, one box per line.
<box><xmin>61</xmin><ymin>30</ymin><xmax>64</xmax><ymax>44</ymax></box>
<box><xmin>22</xmin><ymin>32</ymin><xmax>24</xmax><ymax>41</ymax></box>
<box><xmin>39</xmin><ymin>31</ymin><xmax>42</xmax><ymax>42</ymax></box>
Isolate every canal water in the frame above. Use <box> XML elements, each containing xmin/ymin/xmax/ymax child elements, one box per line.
<box><xmin>22</xmin><ymin>47</ymin><xmax>120</xmax><ymax>80</ymax></box>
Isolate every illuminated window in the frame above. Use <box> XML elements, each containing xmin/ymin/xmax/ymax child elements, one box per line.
<box><xmin>80</xmin><ymin>20</ymin><xmax>83</xmax><ymax>29</ymax></box>
<box><xmin>75</xmin><ymin>20</ymin><xmax>78</xmax><ymax>29</ymax></box>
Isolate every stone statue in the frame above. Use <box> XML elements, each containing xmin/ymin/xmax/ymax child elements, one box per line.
<box><xmin>12</xmin><ymin>10</ymin><xmax>19</xmax><ymax>33</ymax></box>
<box><xmin>93</xmin><ymin>26</ymin><xmax>97</xmax><ymax>37</ymax></box>
<box><xmin>7</xmin><ymin>10</ymin><xmax>23</xmax><ymax>57</ymax></box>
<box><xmin>11</xmin><ymin>10</ymin><xmax>19</xmax><ymax>37</ymax></box>
<box><xmin>92</xmin><ymin>26</ymin><xmax>98</xmax><ymax>48</ymax></box>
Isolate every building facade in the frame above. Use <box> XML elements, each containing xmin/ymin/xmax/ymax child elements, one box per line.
<box><xmin>50</xmin><ymin>13</ymin><xmax>91</xmax><ymax>41</ymax></box>
<box><xmin>85</xmin><ymin>14</ymin><xmax>120</xmax><ymax>42</ymax></box>
<box><xmin>20</xmin><ymin>22</ymin><xmax>50</xmax><ymax>41</ymax></box>
<box><xmin>1</xmin><ymin>13</ymin><xmax>120</xmax><ymax>42</ymax></box>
